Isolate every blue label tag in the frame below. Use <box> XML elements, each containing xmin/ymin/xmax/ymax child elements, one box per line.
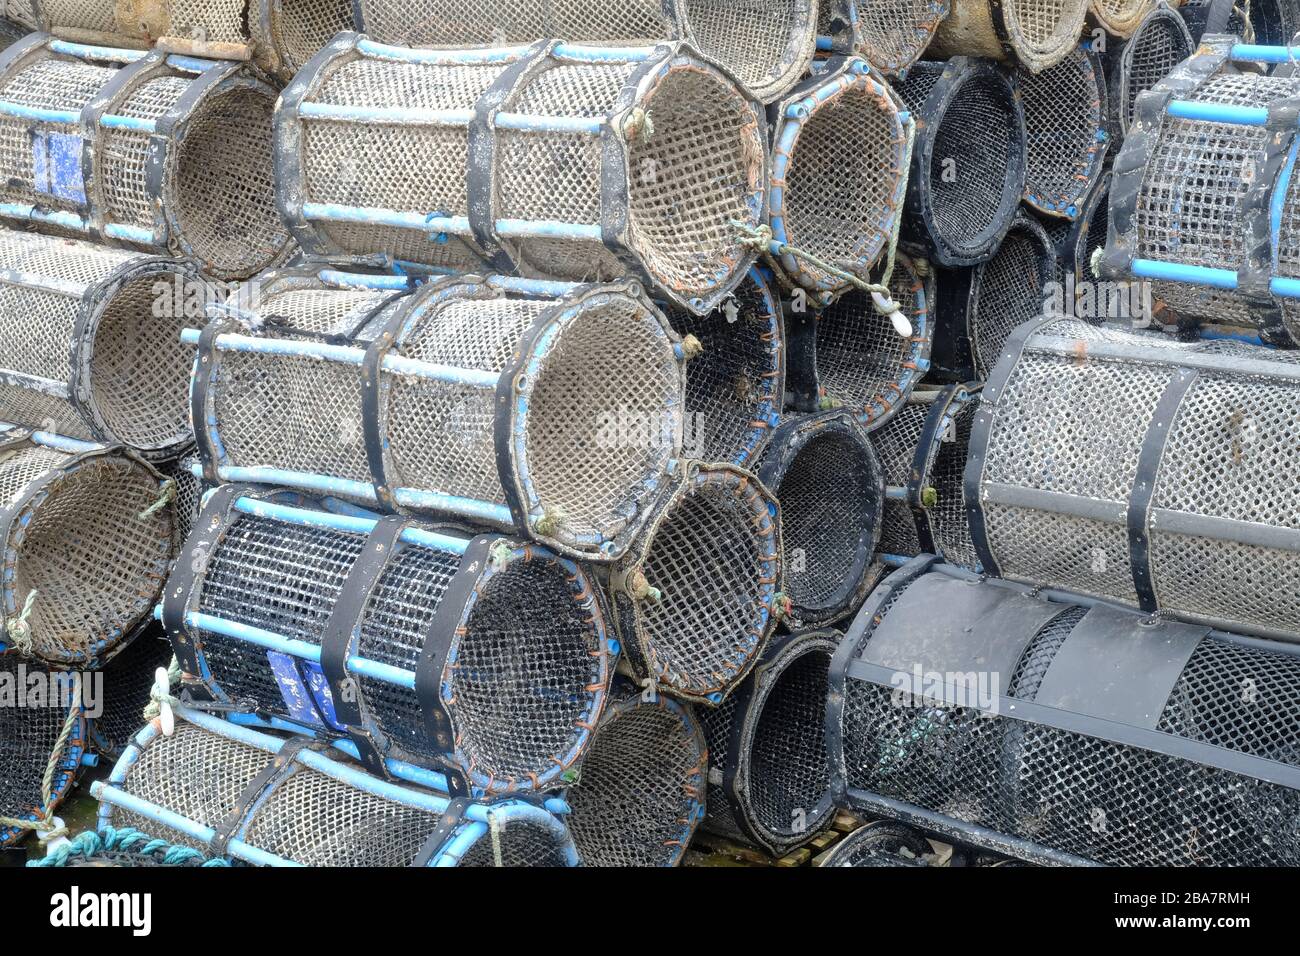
<box><xmin>302</xmin><ymin>661</ymin><xmax>346</xmax><ymax>732</ymax></box>
<box><xmin>31</xmin><ymin>131</ymin><xmax>86</xmax><ymax>204</ymax></box>
<box><xmin>267</xmin><ymin>651</ymin><xmax>324</xmax><ymax>728</ymax></box>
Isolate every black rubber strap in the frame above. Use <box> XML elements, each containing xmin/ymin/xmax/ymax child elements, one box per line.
<box><xmin>319</xmin><ymin>515</ymin><xmax>409</xmax><ymax>778</ymax></box>
<box><xmin>1128</xmin><ymin>368</ymin><xmax>1199</xmax><ymax>612</ymax></box>
<box><xmin>360</xmin><ymin>293</ymin><xmax>419</xmax><ymax>513</ymax></box>
<box><xmin>410</xmin><ymin>799</ymin><xmax>470</xmax><ymax>866</ymax></box>
<box><xmin>782</xmin><ymin>296</ymin><xmax>821</xmax><ymax>413</ymax></box>
<box><xmin>909</xmin><ymin>384</ymin><xmax>963</xmax><ymax>554</ymax></box>
<box><xmin>413</xmin><ymin>534</ymin><xmax>498</xmax><ymax>797</ymax></box>
<box><xmin>1205</xmin><ymin>0</ymin><xmax>1237</xmax><ymax>35</ymax></box>
<box><xmin>192</xmin><ymin>319</ymin><xmax>233</xmax><ymax>485</ymax></box>
<box><xmin>208</xmin><ymin>737</ymin><xmax>322</xmax><ymax>856</ymax></box>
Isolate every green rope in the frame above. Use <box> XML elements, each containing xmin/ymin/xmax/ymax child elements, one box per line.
<box><xmin>28</xmin><ymin>827</ymin><xmax>231</xmax><ymax>867</ymax></box>
<box><xmin>139</xmin><ymin>479</ymin><xmax>176</xmax><ymax>521</ymax></box>
<box><xmin>0</xmin><ymin>673</ymin><xmax>80</xmax><ymax>838</ymax></box>
<box><xmin>5</xmin><ymin>588</ymin><xmax>38</xmax><ymax>656</ymax></box>
<box><xmin>143</xmin><ymin>655</ymin><xmax>183</xmax><ymax>722</ymax></box>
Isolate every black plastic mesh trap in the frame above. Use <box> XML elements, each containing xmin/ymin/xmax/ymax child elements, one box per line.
<box><xmin>1181</xmin><ymin>0</ymin><xmax>1298</xmax><ymax>43</ymax></box>
<box><xmin>1046</xmin><ymin>170</ymin><xmax>1111</xmax><ymax>314</ymax></box>
<box><xmin>0</xmin><ymin>227</ymin><xmax>206</xmax><ymax>458</ymax></box>
<box><xmin>830</xmin><ymin>560</ymin><xmax>1300</xmax><ymax>866</ymax></box>
<box><xmin>1104</xmin><ymin>3</ymin><xmax>1193</xmax><ymax>139</ymax></box>
<box><xmin>0</xmin><ymin>33</ymin><xmax>289</xmax><ymax>279</ymax></box>
<box><xmin>564</xmin><ymin>684</ymin><xmax>707</xmax><ymax>867</ymax></box>
<box><xmin>928</xmin><ymin>0</ymin><xmax>1090</xmax><ymax>73</ymax></box>
<box><xmin>699</xmin><ymin>630</ymin><xmax>839</xmax><ymax>857</ymax></box>
<box><xmin>88</xmin><ymin>626</ymin><xmax>173</xmax><ymax>760</ymax></box>
<box><xmin>897</xmin><ymin>59</ymin><xmax>1027</xmax><ymax>268</ymax></box>
<box><xmin>819</xmin><ymin>821</ymin><xmax>933</xmax><ymax>866</ymax></box>
<box><xmin>755</xmin><ymin>412</ymin><xmax>883</xmax><ymax>629</ymax></box>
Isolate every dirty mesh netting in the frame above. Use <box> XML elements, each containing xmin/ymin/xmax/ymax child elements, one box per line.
<box><xmin>354</xmin><ymin>0</ymin><xmax>817</xmax><ymax>104</ymax></box>
<box><xmin>0</xmin><ymin>228</ymin><xmax>205</xmax><ymax>458</ymax></box>
<box><xmin>793</xmin><ymin>252</ymin><xmax>933</xmax><ymax>429</ymax></box>
<box><xmin>97</xmin><ymin>716</ymin><xmax>579</xmax><ymax>866</ymax></box>
<box><xmin>816</xmin><ymin>0</ymin><xmax>953</xmax><ymax>77</ymax></box>
<box><xmin>897</xmin><ymin>59</ymin><xmax>1026</xmax><ymax>268</ymax></box>
<box><xmin>159</xmin><ymin>453</ymin><xmax>202</xmax><ymax>543</ymax></box>
<box><xmin>1102</xmin><ymin>45</ymin><xmax>1300</xmax><ymax>342</ymax></box>
<box><xmin>196</xmin><ymin>272</ymin><xmax>684</xmax><ymax>561</ymax></box>
<box><xmin>88</xmin><ymin>628</ymin><xmax>173</xmax><ymax>759</ymax></box>
<box><xmin>1018</xmin><ymin>43</ymin><xmax>1108</xmax><ymax>220</ymax></box>
<box><xmin>700</xmin><ymin>630</ymin><xmax>839</xmax><ymax>857</ymax></box>
<box><xmin>1177</xmin><ymin>0</ymin><xmax>1251</xmax><ymax>40</ymax></box>
<box><xmin>767</xmin><ymin>56</ymin><xmax>910</xmax><ymax>299</ymax></box>
<box><xmin>831</xmin><ymin>562</ymin><xmax>1300</xmax><ymax>866</ymax></box>
<box><xmin>969</xmin><ymin>317</ymin><xmax>1300</xmax><ymax>642</ymax></box>
<box><xmin>278</xmin><ymin>37</ymin><xmax>767</xmax><ymax>315</ymax></box>
<box><xmin>866</xmin><ymin>385</ymin><xmax>982</xmax><ymax>570</ymax></box>
<box><xmin>1104</xmin><ymin>3</ymin><xmax>1193</xmax><ymax>138</ymax></box>
<box><xmin>661</xmin><ymin>267</ymin><xmax>783</xmax><ymax>468</ymax></box>
<box><xmin>0</xmin><ymin>444</ymin><xmax>174</xmax><ymax>666</ymax></box>
<box><xmin>0</xmin><ymin>35</ymin><xmax>288</xmax><ymax>280</ymax></box>
<box><xmin>936</xmin><ymin>213</ymin><xmax>1057</xmax><ymax>381</ymax></box>
<box><xmin>1089</xmin><ymin>0</ymin><xmax>1155</xmax><ymax>37</ymax></box>
<box><xmin>819</xmin><ymin>821</ymin><xmax>934</xmax><ymax>866</ymax></box>
<box><xmin>612</xmin><ymin>465</ymin><xmax>782</xmax><ymax>705</ymax></box>
<box><xmin>169</xmin><ymin>492</ymin><xmax>613</xmax><ymax>794</ymax></box>
<box><xmin>565</xmin><ymin>686</ymin><xmax>707</xmax><ymax>867</ymax></box>
<box><xmin>1047</xmin><ymin>170</ymin><xmax>1111</xmax><ymax>310</ymax></box>
<box><xmin>755</xmin><ymin>413</ymin><xmax>884</xmax><ymax>629</ymax></box>
<box><xmin>0</xmin><ymin>654</ymin><xmax>85</xmax><ymax>847</ymax></box>
<box><xmin>929</xmin><ymin>0</ymin><xmax>1090</xmax><ymax>72</ymax></box>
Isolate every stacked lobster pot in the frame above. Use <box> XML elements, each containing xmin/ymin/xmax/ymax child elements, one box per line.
<box><xmin>0</xmin><ymin>28</ymin><xmax>291</xmax><ymax>853</ymax></box>
<box><xmin>817</xmin><ymin>0</ymin><xmax>953</xmax><ymax>77</ymax></box>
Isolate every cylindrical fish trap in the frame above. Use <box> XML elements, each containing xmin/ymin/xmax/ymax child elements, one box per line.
<box><xmin>353</xmin><ymin>0</ymin><xmax>817</xmax><ymax>104</ymax></box>
<box><xmin>829</xmin><ymin>558</ymin><xmax>1300</xmax><ymax>866</ymax></box>
<box><xmin>87</xmin><ymin>627</ymin><xmax>173</xmax><ymax>759</ymax></box>
<box><xmin>699</xmin><ymin>630</ymin><xmax>839</xmax><ymax>857</ymax></box>
<box><xmin>754</xmin><ymin>412</ymin><xmax>884</xmax><ymax>629</ymax></box>
<box><xmin>0</xmin><ymin>35</ymin><xmax>289</xmax><ymax>280</ymax></box>
<box><xmin>765</xmin><ymin>56</ymin><xmax>910</xmax><ymax>301</ymax></box>
<box><xmin>1089</xmin><ymin>0</ymin><xmax>1155</xmax><ymax>37</ymax></box>
<box><xmin>191</xmin><ymin>270</ymin><xmax>686</xmax><ymax>562</ymax></box>
<box><xmin>1103</xmin><ymin>2</ymin><xmax>1193</xmax><ymax>139</ymax></box>
<box><xmin>819</xmin><ymin>821</ymin><xmax>934</xmax><ymax>866</ymax></box>
<box><xmin>164</xmin><ymin>489</ymin><xmax>615</xmax><ymax>795</ymax></box>
<box><xmin>610</xmin><ymin>464</ymin><xmax>783</xmax><ymax>706</ymax></box>
<box><xmin>934</xmin><ymin>213</ymin><xmax>1057</xmax><ymax>381</ymax></box>
<box><xmin>0</xmin><ymin>228</ymin><xmax>207</xmax><ymax>458</ymax></box>
<box><xmin>896</xmin><ymin>59</ymin><xmax>1027</xmax><ymax>268</ymax></box>
<box><xmin>565</xmin><ymin>684</ymin><xmax>707</xmax><ymax>867</ymax></box>
<box><xmin>866</xmin><ymin>385</ymin><xmax>983</xmax><ymax>571</ymax></box>
<box><xmin>816</xmin><ymin>0</ymin><xmax>953</xmax><ymax>77</ymax></box>
<box><xmin>662</xmin><ymin>267</ymin><xmax>784</xmax><ymax>468</ymax></box>
<box><xmin>94</xmin><ymin>710</ymin><xmax>581</xmax><ymax>866</ymax></box>
<box><xmin>929</xmin><ymin>0</ymin><xmax>1091</xmax><ymax>72</ymax></box>
<box><xmin>3</xmin><ymin>1</ymin><xmax>354</xmax><ymax>81</ymax></box>
<box><xmin>785</xmin><ymin>253</ymin><xmax>934</xmax><ymax>428</ymax></box>
<box><xmin>277</xmin><ymin>35</ymin><xmax>768</xmax><ymax>316</ymax></box>
<box><xmin>1018</xmin><ymin>43</ymin><xmax>1109</xmax><ymax>220</ymax></box>
<box><xmin>0</xmin><ymin>654</ymin><xmax>86</xmax><ymax>847</ymax></box>
<box><xmin>0</xmin><ymin>438</ymin><xmax>175</xmax><ymax>667</ymax></box>
<box><xmin>968</xmin><ymin>316</ymin><xmax>1300</xmax><ymax>643</ymax></box>
<box><xmin>1100</xmin><ymin>38</ymin><xmax>1300</xmax><ymax>344</ymax></box>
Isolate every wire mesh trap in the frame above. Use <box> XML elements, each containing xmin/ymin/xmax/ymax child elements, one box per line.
<box><xmin>785</xmin><ymin>253</ymin><xmax>934</xmax><ymax>428</ymax></box>
<box><xmin>929</xmin><ymin>0</ymin><xmax>1090</xmax><ymax>73</ymax></box>
<box><xmin>1088</xmin><ymin>0</ymin><xmax>1155</xmax><ymax>37</ymax></box>
<box><xmin>896</xmin><ymin>58</ymin><xmax>1027</xmax><ymax>268</ymax></box>
<box><xmin>192</xmin><ymin>270</ymin><xmax>685</xmax><ymax>562</ymax></box>
<box><xmin>934</xmin><ymin>213</ymin><xmax>1057</xmax><ymax>381</ymax></box>
<box><xmin>609</xmin><ymin>464</ymin><xmax>782</xmax><ymax>706</ymax></box>
<box><xmin>1103</xmin><ymin>2</ymin><xmax>1193</xmax><ymax>139</ymax></box>
<box><xmin>564</xmin><ymin>683</ymin><xmax>707</xmax><ymax>867</ymax></box>
<box><xmin>866</xmin><ymin>384</ymin><xmax>983</xmax><ymax>572</ymax></box>
<box><xmin>766</xmin><ymin>55</ymin><xmax>910</xmax><ymax>301</ymax></box>
<box><xmin>819</xmin><ymin>821</ymin><xmax>934</xmax><ymax>866</ymax></box>
<box><xmin>0</xmin><ymin>439</ymin><xmax>175</xmax><ymax>667</ymax></box>
<box><xmin>352</xmin><ymin>0</ymin><xmax>817</xmax><ymax>105</ymax></box>
<box><xmin>816</xmin><ymin>0</ymin><xmax>953</xmax><ymax>77</ymax></box>
<box><xmin>829</xmin><ymin>558</ymin><xmax>1300</xmax><ymax>866</ymax></box>
<box><xmin>0</xmin><ymin>34</ymin><xmax>289</xmax><ymax>280</ymax></box>
<box><xmin>277</xmin><ymin>36</ymin><xmax>768</xmax><ymax>316</ymax></box>
<box><xmin>1018</xmin><ymin>42</ymin><xmax>1109</xmax><ymax>220</ymax></box>
<box><xmin>754</xmin><ymin>412</ymin><xmax>884</xmax><ymax>630</ymax></box>
<box><xmin>2</xmin><ymin>1</ymin><xmax>354</xmax><ymax>81</ymax></box>
<box><xmin>968</xmin><ymin>316</ymin><xmax>1300</xmax><ymax>643</ymax></box>
<box><xmin>164</xmin><ymin>489</ymin><xmax>615</xmax><ymax>796</ymax></box>
<box><xmin>699</xmin><ymin>629</ymin><xmax>839</xmax><ymax>857</ymax></box>
<box><xmin>88</xmin><ymin>626</ymin><xmax>173</xmax><ymax>760</ymax></box>
<box><xmin>0</xmin><ymin>228</ymin><xmax>207</xmax><ymax>458</ymax></box>
<box><xmin>1100</xmin><ymin>37</ymin><xmax>1300</xmax><ymax>344</ymax></box>
<box><xmin>0</xmin><ymin>653</ymin><xmax>86</xmax><ymax>848</ymax></box>
<box><xmin>93</xmin><ymin>710</ymin><xmax>581</xmax><ymax>866</ymax></box>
